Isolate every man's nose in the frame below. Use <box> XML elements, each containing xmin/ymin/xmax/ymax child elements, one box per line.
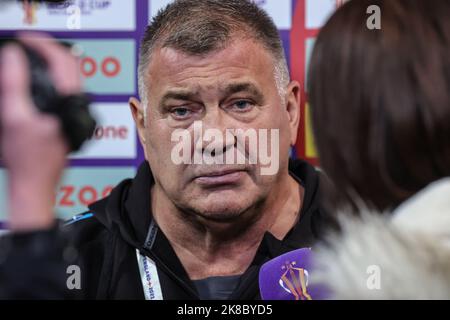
<box><xmin>194</xmin><ymin>109</ymin><xmax>237</xmax><ymax>158</ymax></box>
<box><xmin>201</xmin><ymin>134</ymin><xmax>236</xmax><ymax>157</ymax></box>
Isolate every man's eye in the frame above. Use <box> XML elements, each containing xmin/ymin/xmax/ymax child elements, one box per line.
<box><xmin>232</xmin><ymin>100</ymin><xmax>254</xmax><ymax>111</ymax></box>
<box><xmin>171</xmin><ymin>107</ymin><xmax>191</xmax><ymax>118</ymax></box>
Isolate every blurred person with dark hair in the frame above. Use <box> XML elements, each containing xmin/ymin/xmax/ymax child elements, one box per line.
<box><xmin>309</xmin><ymin>0</ymin><xmax>450</xmax><ymax>299</ymax></box>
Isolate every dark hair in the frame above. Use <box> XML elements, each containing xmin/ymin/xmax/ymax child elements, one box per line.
<box><xmin>138</xmin><ymin>0</ymin><xmax>289</xmax><ymax>103</ymax></box>
<box><xmin>308</xmin><ymin>0</ymin><xmax>450</xmax><ymax>211</ymax></box>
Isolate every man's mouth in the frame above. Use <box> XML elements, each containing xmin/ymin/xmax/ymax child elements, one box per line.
<box><xmin>193</xmin><ymin>169</ymin><xmax>247</xmax><ymax>186</ymax></box>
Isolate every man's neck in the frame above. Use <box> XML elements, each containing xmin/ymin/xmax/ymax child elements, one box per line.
<box><xmin>151</xmin><ymin>172</ymin><xmax>303</xmax><ymax>280</ymax></box>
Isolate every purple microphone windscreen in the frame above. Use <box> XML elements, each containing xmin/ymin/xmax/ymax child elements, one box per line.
<box><xmin>259</xmin><ymin>248</ymin><xmax>328</xmax><ymax>300</ymax></box>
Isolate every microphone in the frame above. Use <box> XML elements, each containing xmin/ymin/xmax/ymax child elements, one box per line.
<box><xmin>258</xmin><ymin>248</ymin><xmax>329</xmax><ymax>300</ymax></box>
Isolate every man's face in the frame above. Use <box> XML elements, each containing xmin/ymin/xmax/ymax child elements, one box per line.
<box><xmin>131</xmin><ymin>37</ymin><xmax>299</xmax><ymax>221</ymax></box>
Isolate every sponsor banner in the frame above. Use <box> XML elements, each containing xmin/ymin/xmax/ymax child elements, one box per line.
<box><xmin>149</xmin><ymin>0</ymin><xmax>292</xmax><ymax>29</ymax></box>
<box><xmin>71</xmin><ymin>39</ymin><xmax>136</xmax><ymax>95</ymax></box>
<box><xmin>70</xmin><ymin>103</ymin><xmax>137</xmax><ymax>159</ymax></box>
<box><xmin>305</xmin><ymin>0</ymin><xmax>337</xmax><ymax>29</ymax></box>
<box><xmin>56</xmin><ymin>167</ymin><xmax>136</xmax><ymax>220</ymax></box>
<box><xmin>0</xmin><ymin>167</ymin><xmax>136</xmax><ymax>222</ymax></box>
<box><xmin>0</xmin><ymin>0</ymin><xmax>136</xmax><ymax>31</ymax></box>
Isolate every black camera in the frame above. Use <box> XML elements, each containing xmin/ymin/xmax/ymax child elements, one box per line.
<box><xmin>0</xmin><ymin>38</ymin><xmax>96</xmax><ymax>152</ymax></box>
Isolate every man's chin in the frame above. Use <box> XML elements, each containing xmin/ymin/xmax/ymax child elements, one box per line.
<box><xmin>189</xmin><ymin>200</ymin><xmax>253</xmax><ymax>223</ymax></box>
<box><xmin>178</xmin><ymin>186</ymin><xmax>263</xmax><ymax>222</ymax></box>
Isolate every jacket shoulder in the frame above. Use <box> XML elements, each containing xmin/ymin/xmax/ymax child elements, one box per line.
<box><xmin>62</xmin><ymin>211</ymin><xmax>110</xmax><ymax>249</ymax></box>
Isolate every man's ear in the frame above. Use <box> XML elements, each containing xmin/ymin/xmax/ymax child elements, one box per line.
<box><xmin>129</xmin><ymin>97</ymin><xmax>146</xmax><ymax>146</ymax></box>
<box><xmin>284</xmin><ymin>81</ymin><xmax>301</xmax><ymax>146</ymax></box>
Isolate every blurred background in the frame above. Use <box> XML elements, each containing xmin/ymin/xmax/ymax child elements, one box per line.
<box><xmin>0</xmin><ymin>0</ymin><xmax>343</xmax><ymax>226</ymax></box>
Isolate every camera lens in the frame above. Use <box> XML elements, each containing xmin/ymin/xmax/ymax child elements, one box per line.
<box><xmin>0</xmin><ymin>38</ymin><xmax>96</xmax><ymax>152</ymax></box>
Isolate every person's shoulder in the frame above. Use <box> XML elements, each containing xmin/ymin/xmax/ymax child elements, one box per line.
<box><xmin>62</xmin><ymin>211</ymin><xmax>109</xmax><ymax>248</ymax></box>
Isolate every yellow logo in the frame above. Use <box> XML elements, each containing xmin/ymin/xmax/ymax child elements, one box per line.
<box><xmin>279</xmin><ymin>261</ymin><xmax>312</xmax><ymax>300</ymax></box>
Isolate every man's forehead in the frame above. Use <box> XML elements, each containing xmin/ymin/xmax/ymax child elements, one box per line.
<box><xmin>147</xmin><ymin>37</ymin><xmax>274</xmax><ymax>83</ymax></box>
<box><xmin>158</xmin><ymin>81</ymin><xmax>265</xmax><ymax>104</ymax></box>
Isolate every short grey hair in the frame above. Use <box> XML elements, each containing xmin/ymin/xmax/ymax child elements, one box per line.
<box><xmin>138</xmin><ymin>0</ymin><xmax>290</xmax><ymax>118</ymax></box>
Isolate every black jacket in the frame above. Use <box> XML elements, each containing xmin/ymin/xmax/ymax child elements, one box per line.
<box><xmin>0</xmin><ymin>159</ymin><xmax>329</xmax><ymax>300</ymax></box>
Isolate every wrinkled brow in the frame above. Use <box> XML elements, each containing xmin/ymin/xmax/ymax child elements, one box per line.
<box><xmin>159</xmin><ymin>90</ymin><xmax>200</xmax><ymax>107</ymax></box>
<box><xmin>158</xmin><ymin>82</ymin><xmax>265</xmax><ymax>107</ymax></box>
<box><xmin>222</xmin><ymin>82</ymin><xmax>264</xmax><ymax>102</ymax></box>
